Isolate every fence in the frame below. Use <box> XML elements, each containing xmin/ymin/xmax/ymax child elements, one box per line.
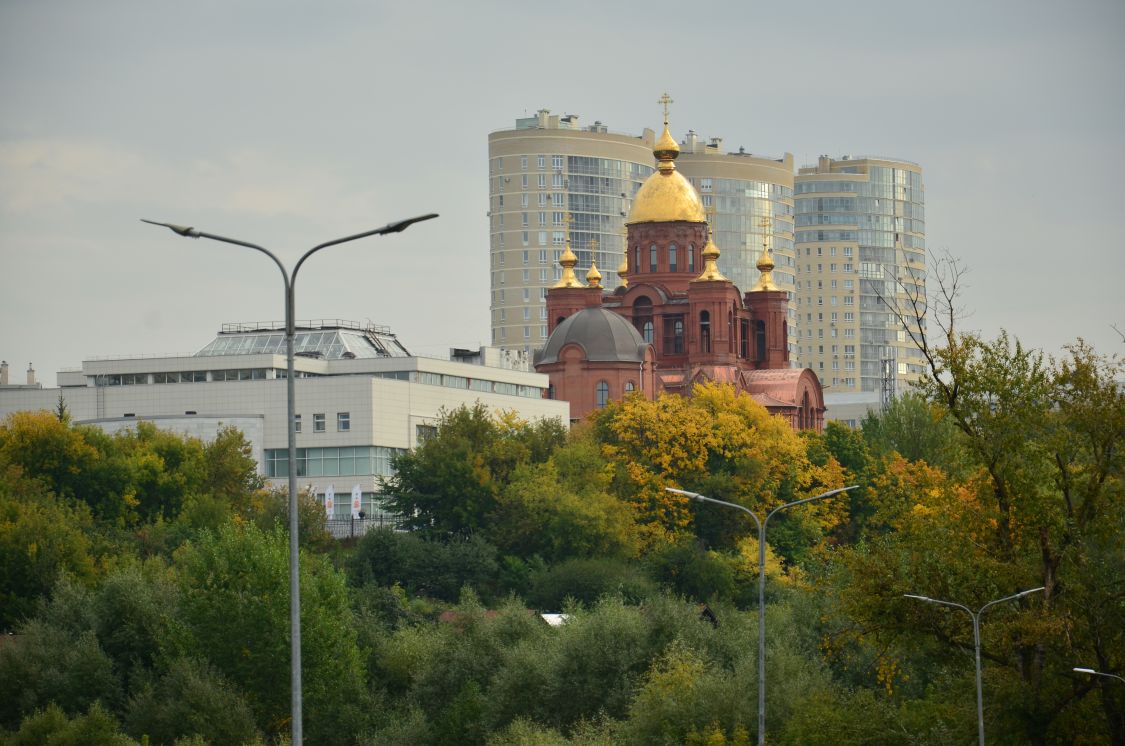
<box><xmin>324</xmin><ymin>514</ymin><xmax>404</xmax><ymax>539</ymax></box>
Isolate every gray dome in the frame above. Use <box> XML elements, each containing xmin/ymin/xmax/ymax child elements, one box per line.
<box><xmin>535</xmin><ymin>308</ymin><xmax>650</xmax><ymax>366</ymax></box>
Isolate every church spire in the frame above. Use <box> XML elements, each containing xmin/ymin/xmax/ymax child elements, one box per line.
<box><xmin>693</xmin><ymin>205</ymin><xmax>728</xmax><ymax>282</ymax></box>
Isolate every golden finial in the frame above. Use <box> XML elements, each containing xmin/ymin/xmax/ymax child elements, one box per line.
<box><xmin>693</xmin><ymin>205</ymin><xmax>728</xmax><ymax>282</ymax></box>
<box><xmin>552</xmin><ymin>214</ymin><xmax>584</xmax><ymax>288</ymax></box>
<box><xmin>751</xmin><ymin>215</ymin><xmax>780</xmax><ymax>291</ymax></box>
<box><xmin>586</xmin><ymin>260</ymin><xmax>602</xmax><ymax>288</ymax></box>
<box><xmin>654</xmin><ymin>92</ymin><xmax>680</xmax><ymax>173</ymax></box>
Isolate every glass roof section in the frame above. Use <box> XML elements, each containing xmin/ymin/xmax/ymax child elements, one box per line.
<box><xmin>195</xmin><ymin>321</ymin><xmax>410</xmax><ymax>359</ymax></box>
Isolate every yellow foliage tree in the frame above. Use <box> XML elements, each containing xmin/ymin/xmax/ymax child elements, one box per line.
<box><xmin>591</xmin><ymin>382</ymin><xmax>846</xmax><ymax>552</ymax></box>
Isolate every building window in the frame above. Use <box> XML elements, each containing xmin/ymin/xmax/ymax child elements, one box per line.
<box><xmin>669</xmin><ymin>244</ymin><xmax>678</xmax><ymax>272</ymax></box>
<box><xmin>700</xmin><ymin>310</ymin><xmax>711</xmax><ymax>353</ymax></box>
<box><xmin>624</xmin><ymin>381</ymin><xmax>636</xmax><ymax>393</ymax></box>
<box><xmin>416</xmin><ymin>424</ymin><xmax>437</xmax><ymax>443</ymax></box>
<box><xmin>649</xmin><ymin>245</ymin><xmax>658</xmax><ymax>272</ymax></box>
<box><xmin>294</xmin><ymin>414</ymin><xmax>302</xmax><ymax>433</ymax></box>
<box><xmin>337</xmin><ymin>412</ymin><xmax>350</xmax><ymax>431</ymax></box>
<box><xmin>521</xmin><ymin>156</ymin><xmax>528</xmax><ymax>171</ymax></box>
<box><xmin>664</xmin><ymin>316</ymin><xmax>685</xmax><ymax>354</ymax></box>
<box><xmin>688</xmin><ymin>243</ymin><xmax>695</xmax><ymax>272</ymax></box>
<box><xmin>537</xmin><ymin>154</ymin><xmax>545</xmax><ymax>170</ymax></box>
<box><xmin>596</xmin><ymin>380</ymin><xmax>610</xmax><ymax>409</ymax></box>
<box><xmin>552</xmin><ymin>154</ymin><xmax>563</xmax><ymax>171</ymax></box>
<box><xmin>643</xmin><ymin>320</ymin><xmax>654</xmax><ymax>343</ymax></box>
<box><xmin>313</xmin><ymin>413</ymin><xmax>326</xmax><ymax>433</ymax></box>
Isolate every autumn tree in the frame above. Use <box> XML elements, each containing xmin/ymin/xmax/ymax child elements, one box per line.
<box><xmin>591</xmin><ymin>382</ymin><xmax>847</xmax><ymax>556</ymax></box>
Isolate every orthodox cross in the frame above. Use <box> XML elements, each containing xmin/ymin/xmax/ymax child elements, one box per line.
<box><xmin>658</xmin><ymin>92</ymin><xmax>673</xmax><ymax>125</ymax></box>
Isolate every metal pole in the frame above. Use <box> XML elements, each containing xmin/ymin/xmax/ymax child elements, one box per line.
<box><xmin>972</xmin><ymin>611</ymin><xmax>984</xmax><ymax>746</ymax></box>
<box><xmin>284</xmin><ymin>278</ymin><xmax>302</xmax><ymax>744</ymax></box>
<box><xmin>667</xmin><ymin>485</ymin><xmax>855</xmax><ymax>746</ymax></box>
<box><xmin>757</xmin><ymin>514</ymin><xmax>766</xmax><ymax>745</ymax></box>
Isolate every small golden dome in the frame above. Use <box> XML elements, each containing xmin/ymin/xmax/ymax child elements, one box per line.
<box><xmin>552</xmin><ymin>243</ymin><xmax>583</xmax><ymax>288</ymax></box>
<box><xmin>616</xmin><ymin>256</ymin><xmax>629</xmax><ymax>288</ymax></box>
<box><xmin>751</xmin><ymin>218</ymin><xmax>780</xmax><ymax>291</ymax></box>
<box><xmin>586</xmin><ymin>261</ymin><xmax>602</xmax><ymax>288</ymax></box>
<box><xmin>751</xmin><ymin>246</ymin><xmax>780</xmax><ymax>291</ymax></box>
<box><xmin>692</xmin><ymin>228</ymin><xmax>728</xmax><ymax>283</ymax></box>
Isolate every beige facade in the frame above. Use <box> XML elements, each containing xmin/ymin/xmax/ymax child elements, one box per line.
<box><xmin>488</xmin><ymin>110</ymin><xmax>797</xmax><ymax>357</ymax></box>
<box><xmin>794</xmin><ymin>156</ymin><xmax>926</xmax><ymax>395</ymax></box>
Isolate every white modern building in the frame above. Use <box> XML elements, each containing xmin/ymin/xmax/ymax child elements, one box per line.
<box><xmin>0</xmin><ymin>320</ymin><xmax>569</xmax><ymax>520</ymax></box>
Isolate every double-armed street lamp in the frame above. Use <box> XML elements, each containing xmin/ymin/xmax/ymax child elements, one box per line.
<box><xmin>904</xmin><ymin>587</ymin><xmax>1045</xmax><ymax>746</ymax></box>
<box><xmin>143</xmin><ymin>213</ymin><xmax>438</xmax><ymax>745</ymax></box>
<box><xmin>665</xmin><ymin>485</ymin><xmax>857</xmax><ymax>746</ymax></box>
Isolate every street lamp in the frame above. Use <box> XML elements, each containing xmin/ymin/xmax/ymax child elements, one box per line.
<box><xmin>1074</xmin><ymin>667</ymin><xmax>1125</xmax><ymax>684</ymax></box>
<box><xmin>143</xmin><ymin>213</ymin><xmax>437</xmax><ymax>744</ymax></box>
<box><xmin>904</xmin><ymin>587</ymin><xmax>1044</xmax><ymax>746</ymax></box>
<box><xmin>665</xmin><ymin>485</ymin><xmax>857</xmax><ymax>746</ymax></box>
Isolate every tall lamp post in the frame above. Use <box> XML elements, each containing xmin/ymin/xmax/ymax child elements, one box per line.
<box><xmin>143</xmin><ymin>213</ymin><xmax>437</xmax><ymax>744</ymax></box>
<box><xmin>666</xmin><ymin>485</ymin><xmax>857</xmax><ymax>746</ymax></box>
<box><xmin>904</xmin><ymin>587</ymin><xmax>1044</xmax><ymax>746</ymax></box>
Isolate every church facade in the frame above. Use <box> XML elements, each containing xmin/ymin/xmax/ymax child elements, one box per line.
<box><xmin>534</xmin><ymin>108</ymin><xmax>825</xmax><ymax>431</ymax></box>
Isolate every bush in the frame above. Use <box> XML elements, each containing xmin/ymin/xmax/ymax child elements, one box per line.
<box><xmin>526</xmin><ymin>557</ymin><xmax>658</xmax><ymax>609</ymax></box>
<box><xmin>350</xmin><ymin>529</ymin><xmax>500</xmax><ymax>603</ymax></box>
<box><xmin>125</xmin><ymin>657</ymin><xmax>260</xmax><ymax>745</ymax></box>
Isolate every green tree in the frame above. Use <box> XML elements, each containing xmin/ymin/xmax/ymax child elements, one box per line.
<box><xmin>175</xmin><ymin>522</ymin><xmax>368</xmax><ymax>743</ymax></box>
<box><xmin>384</xmin><ymin>405</ymin><xmax>566</xmax><ymax>537</ymax></box>
<box><xmin>0</xmin><ymin>470</ymin><xmax>97</xmax><ymax>630</ymax></box>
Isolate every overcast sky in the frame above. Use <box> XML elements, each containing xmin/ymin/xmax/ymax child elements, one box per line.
<box><xmin>2</xmin><ymin>0</ymin><xmax>1122</xmax><ymax>386</ymax></box>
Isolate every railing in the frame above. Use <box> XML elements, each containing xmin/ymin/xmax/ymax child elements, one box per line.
<box><xmin>324</xmin><ymin>515</ymin><xmax>404</xmax><ymax>539</ymax></box>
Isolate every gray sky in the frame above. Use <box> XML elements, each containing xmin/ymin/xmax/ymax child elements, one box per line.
<box><xmin>2</xmin><ymin>0</ymin><xmax>1123</xmax><ymax>386</ymax></box>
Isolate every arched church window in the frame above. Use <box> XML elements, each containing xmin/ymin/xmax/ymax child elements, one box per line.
<box><xmin>700</xmin><ymin>310</ymin><xmax>711</xmax><ymax>353</ymax></box>
<box><xmin>624</xmin><ymin>381</ymin><xmax>636</xmax><ymax>393</ymax></box>
<box><xmin>596</xmin><ymin>380</ymin><xmax>610</xmax><ymax>408</ymax></box>
<box><xmin>688</xmin><ymin>243</ymin><xmax>695</xmax><ymax>272</ymax></box>
<box><xmin>643</xmin><ymin>320</ymin><xmax>654</xmax><ymax>343</ymax></box>
<box><xmin>669</xmin><ymin>244</ymin><xmax>678</xmax><ymax>272</ymax></box>
<box><xmin>649</xmin><ymin>245</ymin><xmax>658</xmax><ymax>273</ymax></box>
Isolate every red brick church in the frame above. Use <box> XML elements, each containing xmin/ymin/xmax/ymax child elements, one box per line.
<box><xmin>534</xmin><ymin>111</ymin><xmax>825</xmax><ymax>431</ymax></box>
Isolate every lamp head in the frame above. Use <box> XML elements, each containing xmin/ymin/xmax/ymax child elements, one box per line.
<box><xmin>379</xmin><ymin>213</ymin><xmax>439</xmax><ymax>234</ymax></box>
<box><xmin>664</xmin><ymin>487</ymin><xmax>702</xmax><ymax>500</ymax></box>
<box><xmin>1074</xmin><ymin>667</ymin><xmax>1096</xmax><ymax>674</ymax></box>
<box><xmin>903</xmin><ymin>594</ymin><xmax>932</xmax><ymax>602</ymax></box>
<box><xmin>141</xmin><ymin>219</ymin><xmax>199</xmax><ymax>238</ymax></box>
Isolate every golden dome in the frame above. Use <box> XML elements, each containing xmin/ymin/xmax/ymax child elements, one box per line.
<box><xmin>586</xmin><ymin>261</ymin><xmax>602</xmax><ymax>288</ymax></box>
<box><xmin>751</xmin><ymin>218</ymin><xmax>780</xmax><ymax>291</ymax></box>
<box><xmin>616</xmin><ymin>256</ymin><xmax>629</xmax><ymax>288</ymax></box>
<box><xmin>626</xmin><ymin>98</ymin><xmax>706</xmax><ymax>225</ymax></box>
<box><xmin>751</xmin><ymin>246</ymin><xmax>780</xmax><ymax>291</ymax></box>
<box><xmin>552</xmin><ymin>242</ymin><xmax>583</xmax><ymax>288</ymax></box>
<box><xmin>692</xmin><ymin>228</ymin><xmax>728</xmax><ymax>283</ymax></box>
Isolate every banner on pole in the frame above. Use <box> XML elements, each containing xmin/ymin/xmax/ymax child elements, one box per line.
<box><xmin>324</xmin><ymin>484</ymin><xmax>335</xmax><ymax>515</ymax></box>
<box><xmin>351</xmin><ymin>484</ymin><xmax>362</xmax><ymax>519</ymax></box>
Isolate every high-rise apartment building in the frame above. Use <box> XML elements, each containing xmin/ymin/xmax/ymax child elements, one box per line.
<box><xmin>793</xmin><ymin>156</ymin><xmax>926</xmax><ymax>395</ymax></box>
<box><xmin>488</xmin><ymin>110</ymin><xmax>797</xmax><ymax>355</ymax></box>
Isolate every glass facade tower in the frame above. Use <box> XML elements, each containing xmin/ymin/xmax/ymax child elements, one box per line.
<box><xmin>794</xmin><ymin>156</ymin><xmax>926</xmax><ymax>394</ymax></box>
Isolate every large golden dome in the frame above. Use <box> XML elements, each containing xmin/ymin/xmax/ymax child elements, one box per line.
<box><xmin>626</xmin><ymin>123</ymin><xmax>706</xmax><ymax>225</ymax></box>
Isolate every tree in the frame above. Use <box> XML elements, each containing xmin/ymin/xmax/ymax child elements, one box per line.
<box><xmin>0</xmin><ymin>470</ymin><xmax>97</xmax><ymax>630</ymax></box>
<box><xmin>175</xmin><ymin>523</ymin><xmax>369</xmax><ymax>743</ymax></box>
<box><xmin>384</xmin><ymin>405</ymin><xmax>567</xmax><ymax>537</ymax></box>
<box><xmin>847</xmin><ymin>252</ymin><xmax>1125</xmax><ymax>742</ymax></box>
<box><xmin>591</xmin><ymin>382</ymin><xmax>847</xmax><ymax>557</ymax></box>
